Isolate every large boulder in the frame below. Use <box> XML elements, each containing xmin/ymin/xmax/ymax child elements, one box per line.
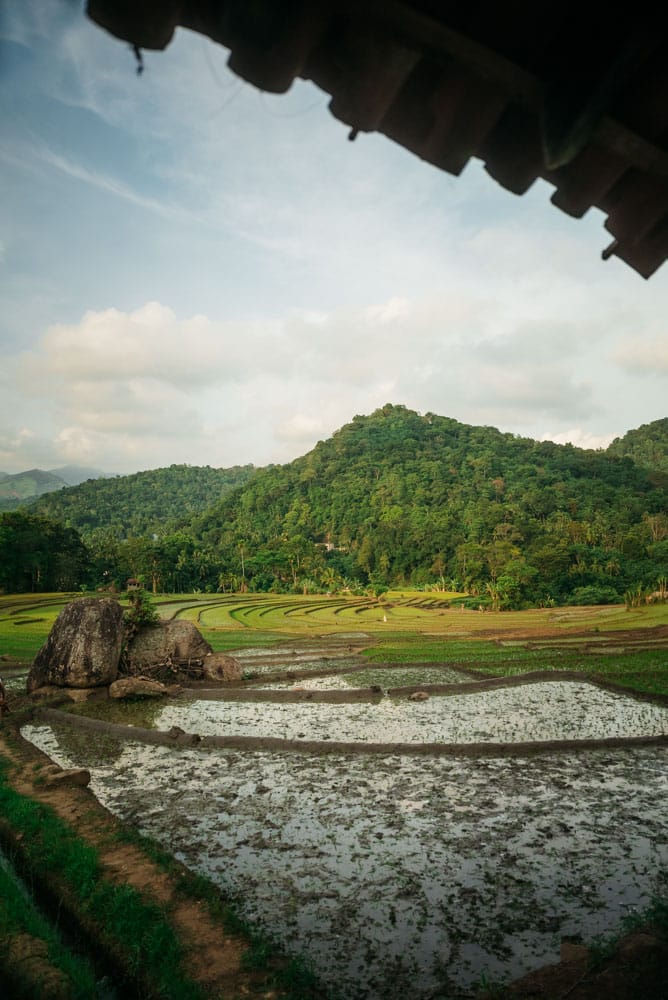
<box><xmin>201</xmin><ymin>652</ymin><xmax>243</xmax><ymax>683</ymax></box>
<box><xmin>126</xmin><ymin>620</ymin><xmax>212</xmax><ymax>670</ymax></box>
<box><xmin>27</xmin><ymin>598</ymin><xmax>124</xmax><ymax>692</ymax></box>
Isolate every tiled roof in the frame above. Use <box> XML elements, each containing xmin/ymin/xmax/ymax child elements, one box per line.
<box><xmin>88</xmin><ymin>1</ymin><xmax>668</xmax><ymax>278</ymax></box>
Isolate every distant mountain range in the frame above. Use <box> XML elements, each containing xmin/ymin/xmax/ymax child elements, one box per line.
<box><xmin>0</xmin><ymin>466</ymin><xmax>108</xmax><ymax>510</ymax></box>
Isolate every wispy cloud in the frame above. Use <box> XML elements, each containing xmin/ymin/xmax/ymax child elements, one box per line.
<box><xmin>33</xmin><ymin>144</ymin><xmax>199</xmax><ymax>225</ymax></box>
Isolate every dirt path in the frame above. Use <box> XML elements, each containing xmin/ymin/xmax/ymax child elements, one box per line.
<box><xmin>0</xmin><ymin>725</ymin><xmax>292</xmax><ymax>999</ymax></box>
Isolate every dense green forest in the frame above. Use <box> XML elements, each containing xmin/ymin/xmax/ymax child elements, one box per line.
<box><xmin>31</xmin><ymin>463</ymin><xmax>254</xmax><ymax>538</ymax></box>
<box><xmin>0</xmin><ymin>511</ymin><xmax>89</xmax><ymax>592</ymax></box>
<box><xmin>2</xmin><ymin>407</ymin><xmax>666</xmax><ymax>606</ymax></box>
<box><xmin>607</xmin><ymin>417</ymin><xmax>668</xmax><ymax>474</ymax></box>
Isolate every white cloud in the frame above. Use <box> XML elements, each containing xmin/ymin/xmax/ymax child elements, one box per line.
<box><xmin>1</xmin><ymin>13</ymin><xmax>666</xmax><ymax>476</ymax></box>
<box><xmin>274</xmin><ymin>414</ymin><xmax>330</xmax><ymax>443</ymax></box>
<box><xmin>0</xmin><ymin>426</ymin><xmax>56</xmax><ymax>473</ymax></box>
<box><xmin>5</xmin><ymin>293</ymin><xmax>662</xmax><ymax>474</ymax></box>
<box><xmin>54</xmin><ymin>426</ymin><xmax>96</xmax><ymax>463</ymax></box>
<box><xmin>20</xmin><ymin>303</ymin><xmax>274</xmax><ymax>390</ymax></box>
<box><xmin>540</xmin><ymin>429</ymin><xmax>616</xmax><ymax>451</ymax></box>
<box><xmin>613</xmin><ymin>336</ymin><xmax>668</xmax><ymax>375</ymax></box>
<box><xmin>362</xmin><ymin>297</ymin><xmax>411</xmax><ymax>325</ymax></box>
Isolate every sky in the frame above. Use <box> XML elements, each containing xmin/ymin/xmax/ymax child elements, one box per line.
<box><xmin>1</xmin><ymin>2</ymin><xmax>666</xmax><ymax>476</ymax></box>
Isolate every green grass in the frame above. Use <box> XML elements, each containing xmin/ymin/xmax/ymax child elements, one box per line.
<box><xmin>0</xmin><ymin>753</ymin><xmax>205</xmax><ymax>1000</ymax></box>
<box><xmin>2</xmin><ymin>593</ymin><xmax>666</xmax><ymax>698</ymax></box>
<box><xmin>362</xmin><ymin>635</ymin><xmax>668</xmax><ymax>697</ymax></box>
<box><xmin>200</xmin><ymin>628</ymin><xmax>299</xmax><ymax>652</ymax></box>
<box><xmin>0</xmin><ymin>860</ymin><xmax>99</xmax><ymax>999</ymax></box>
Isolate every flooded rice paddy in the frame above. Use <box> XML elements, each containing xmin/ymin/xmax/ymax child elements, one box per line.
<box><xmin>1</xmin><ymin>665</ymin><xmax>29</xmax><ymax>693</ymax></box>
<box><xmin>157</xmin><ymin>682</ymin><xmax>668</xmax><ymax>745</ymax></box>
<box><xmin>258</xmin><ymin>665</ymin><xmax>472</xmax><ymax>689</ymax></box>
<box><xmin>21</xmin><ymin>643</ymin><xmax>668</xmax><ymax>999</ymax></box>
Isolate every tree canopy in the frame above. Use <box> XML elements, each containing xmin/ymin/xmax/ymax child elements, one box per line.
<box><xmin>607</xmin><ymin>418</ymin><xmax>668</xmax><ymax>475</ymax></box>
<box><xmin>30</xmin><ymin>463</ymin><xmax>255</xmax><ymax>539</ymax></box>
<box><xmin>4</xmin><ymin>408</ymin><xmax>666</xmax><ymax>605</ymax></box>
<box><xmin>183</xmin><ymin>405</ymin><xmax>666</xmax><ymax>605</ymax></box>
<box><xmin>0</xmin><ymin>511</ymin><xmax>90</xmax><ymax>592</ymax></box>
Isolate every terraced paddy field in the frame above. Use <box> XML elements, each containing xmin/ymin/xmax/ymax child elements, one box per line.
<box><xmin>23</xmin><ymin>671</ymin><xmax>668</xmax><ymax>997</ymax></box>
<box><xmin>3</xmin><ymin>592</ymin><xmax>667</xmax><ymax>693</ymax></box>
<box><xmin>4</xmin><ymin>594</ymin><xmax>668</xmax><ymax>997</ymax></box>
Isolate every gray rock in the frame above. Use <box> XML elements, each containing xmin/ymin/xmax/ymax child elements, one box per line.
<box><xmin>201</xmin><ymin>652</ymin><xmax>243</xmax><ymax>682</ymax></box>
<box><xmin>126</xmin><ymin>620</ymin><xmax>212</xmax><ymax>670</ymax></box>
<box><xmin>109</xmin><ymin>677</ymin><xmax>171</xmax><ymax>699</ymax></box>
<box><xmin>45</xmin><ymin>768</ymin><xmax>91</xmax><ymax>788</ymax></box>
<box><xmin>27</xmin><ymin>598</ymin><xmax>123</xmax><ymax>692</ymax></box>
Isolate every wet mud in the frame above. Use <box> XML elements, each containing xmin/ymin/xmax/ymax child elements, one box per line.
<box><xmin>21</xmin><ymin>644</ymin><xmax>668</xmax><ymax>999</ymax></box>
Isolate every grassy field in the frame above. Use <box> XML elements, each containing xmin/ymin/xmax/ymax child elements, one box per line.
<box><xmin>1</xmin><ymin>592</ymin><xmax>666</xmax><ymax>696</ymax></box>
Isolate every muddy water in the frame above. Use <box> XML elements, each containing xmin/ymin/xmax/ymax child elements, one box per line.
<box><xmin>1</xmin><ymin>666</ymin><xmax>29</xmax><ymax>693</ymax></box>
<box><xmin>17</xmin><ymin>643</ymin><xmax>668</xmax><ymax>998</ymax></box>
<box><xmin>155</xmin><ymin>682</ymin><xmax>668</xmax><ymax>744</ymax></box>
<box><xmin>258</xmin><ymin>665</ymin><xmax>472</xmax><ymax>689</ymax></box>
<box><xmin>22</xmin><ymin>720</ymin><xmax>668</xmax><ymax>999</ymax></box>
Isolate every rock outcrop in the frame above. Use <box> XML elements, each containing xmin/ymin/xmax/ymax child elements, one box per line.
<box><xmin>126</xmin><ymin>620</ymin><xmax>212</xmax><ymax>671</ymax></box>
<box><xmin>27</xmin><ymin>598</ymin><xmax>124</xmax><ymax>692</ymax></box>
<box><xmin>25</xmin><ymin>601</ymin><xmax>238</xmax><ymax>697</ymax></box>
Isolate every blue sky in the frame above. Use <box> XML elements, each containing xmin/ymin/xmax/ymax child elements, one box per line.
<box><xmin>1</xmin><ymin>1</ymin><xmax>666</xmax><ymax>475</ymax></box>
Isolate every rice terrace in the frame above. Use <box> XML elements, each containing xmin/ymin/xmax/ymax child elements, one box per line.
<box><xmin>1</xmin><ymin>590</ymin><xmax>667</xmax><ymax>999</ymax></box>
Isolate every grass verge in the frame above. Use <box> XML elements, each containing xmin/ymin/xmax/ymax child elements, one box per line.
<box><xmin>0</xmin><ymin>752</ymin><xmax>205</xmax><ymax>1000</ymax></box>
<box><xmin>0</xmin><ymin>858</ymin><xmax>99</xmax><ymax>999</ymax></box>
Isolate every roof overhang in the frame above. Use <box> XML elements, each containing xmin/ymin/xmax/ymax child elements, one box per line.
<box><xmin>88</xmin><ymin>1</ymin><xmax>668</xmax><ymax>278</ymax></box>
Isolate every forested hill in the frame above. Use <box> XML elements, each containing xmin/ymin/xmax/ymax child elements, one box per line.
<box><xmin>187</xmin><ymin>404</ymin><xmax>667</xmax><ymax>604</ymax></box>
<box><xmin>0</xmin><ymin>465</ymin><xmax>108</xmax><ymax>511</ymax></box>
<box><xmin>0</xmin><ymin>468</ymin><xmax>68</xmax><ymax>511</ymax></box>
<box><xmin>606</xmin><ymin>418</ymin><xmax>668</xmax><ymax>475</ymax></box>
<box><xmin>5</xmin><ymin>406</ymin><xmax>666</xmax><ymax>603</ymax></box>
<box><xmin>30</xmin><ymin>463</ymin><xmax>255</xmax><ymax>539</ymax></box>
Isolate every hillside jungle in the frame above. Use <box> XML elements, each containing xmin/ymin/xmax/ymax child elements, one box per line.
<box><xmin>1</xmin><ymin>406</ymin><xmax>666</xmax><ymax>609</ymax></box>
